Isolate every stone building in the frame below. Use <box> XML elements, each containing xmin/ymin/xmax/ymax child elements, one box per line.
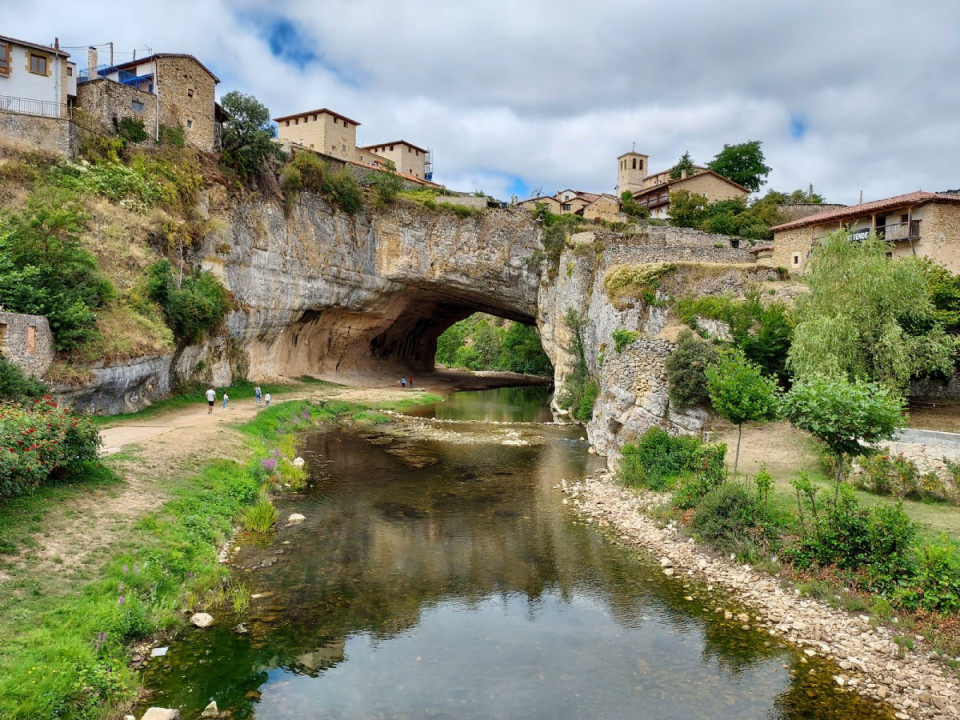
<box><xmin>769</xmin><ymin>191</ymin><xmax>960</xmax><ymax>273</ymax></box>
<box><xmin>631</xmin><ymin>170</ymin><xmax>750</xmax><ymax>220</ymax></box>
<box><xmin>359</xmin><ymin>140</ymin><xmax>429</xmax><ymax>180</ymax></box>
<box><xmin>0</xmin><ymin>311</ymin><xmax>55</xmax><ymax>379</ymax></box>
<box><xmin>274</xmin><ymin>108</ymin><xmax>362</xmax><ymax>162</ymax></box>
<box><xmin>582</xmin><ymin>194</ymin><xmax>622</xmax><ymax>222</ymax></box>
<box><xmin>78</xmin><ymin>50</ymin><xmax>220</xmax><ymax>151</ymax></box>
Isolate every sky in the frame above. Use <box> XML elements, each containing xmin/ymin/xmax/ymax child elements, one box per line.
<box><xmin>5</xmin><ymin>0</ymin><xmax>960</xmax><ymax>205</ymax></box>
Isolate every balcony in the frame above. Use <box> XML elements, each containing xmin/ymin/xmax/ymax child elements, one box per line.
<box><xmin>878</xmin><ymin>219</ymin><xmax>921</xmax><ymax>242</ymax></box>
<box><xmin>0</xmin><ymin>94</ymin><xmax>67</xmax><ymax>118</ymax></box>
<box><xmin>78</xmin><ymin>65</ymin><xmax>154</xmax><ymax>91</ymax></box>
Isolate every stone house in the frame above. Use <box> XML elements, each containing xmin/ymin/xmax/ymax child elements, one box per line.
<box><xmin>0</xmin><ymin>311</ymin><xmax>55</xmax><ymax>378</ymax></box>
<box><xmin>582</xmin><ymin>194</ymin><xmax>623</xmax><ymax>222</ymax></box>
<box><xmin>77</xmin><ymin>50</ymin><xmax>220</xmax><ymax>151</ymax></box>
<box><xmin>274</xmin><ymin>108</ymin><xmax>362</xmax><ymax>162</ymax></box>
<box><xmin>517</xmin><ymin>195</ymin><xmax>562</xmax><ymax>214</ymax></box>
<box><xmin>769</xmin><ymin>191</ymin><xmax>960</xmax><ymax>273</ymax></box>
<box><xmin>360</xmin><ymin>140</ymin><xmax>430</xmax><ymax>180</ymax></box>
<box><xmin>631</xmin><ymin>170</ymin><xmax>750</xmax><ymax>220</ymax></box>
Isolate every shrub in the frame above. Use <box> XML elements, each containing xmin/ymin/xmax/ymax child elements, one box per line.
<box><xmin>619</xmin><ymin>427</ymin><xmax>701</xmax><ymax>490</ymax></box>
<box><xmin>326</xmin><ymin>169</ymin><xmax>364</xmax><ymax>214</ymax></box>
<box><xmin>896</xmin><ymin>535</ymin><xmax>960</xmax><ymax>613</ymax></box>
<box><xmin>0</xmin><ymin>398</ymin><xmax>101</xmax><ymax>497</ymax></box>
<box><xmin>0</xmin><ymin>355</ymin><xmax>47</xmax><ymax>403</ymax></box>
<box><xmin>665</xmin><ymin>329</ymin><xmax>719</xmax><ymax>409</ymax></box>
<box><xmin>146</xmin><ymin>259</ymin><xmax>231</xmax><ymax>344</ymax></box>
<box><xmin>117</xmin><ymin>116</ymin><xmax>148</xmax><ymax>143</ymax></box>
<box><xmin>690</xmin><ymin>482</ymin><xmax>761</xmax><ymax>553</ymax></box>
<box><xmin>856</xmin><ymin>451</ymin><xmax>952</xmax><ymax>502</ymax></box>
<box><xmin>366</xmin><ymin>168</ymin><xmax>404</xmax><ymax>210</ymax></box>
<box><xmin>612</xmin><ymin>328</ymin><xmax>638</xmax><ymax>353</ymax></box>
<box><xmin>556</xmin><ymin>308</ymin><xmax>598</xmax><ymax>423</ymax></box>
<box><xmin>158</xmin><ymin>123</ymin><xmax>185</xmax><ymax>147</ymax></box>
<box><xmin>673</xmin><ymin>442</ymin><xmax>727</xmax><ymax>509</ymax></box>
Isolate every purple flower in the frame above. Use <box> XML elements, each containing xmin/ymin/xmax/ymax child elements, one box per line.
<box><xmin>118</xmin><ymin>596</ymin><xmax>125</xmax><ymax>606</ymax></box>
<box><xmin>122</xmin><ymin>564</ymin><xmax>128</xmax><ymax>574</ymax></box>
<box><xmin>261</xmin><ymin>457</ymin><xmax>278</xmax><ymax>472</ymax></box>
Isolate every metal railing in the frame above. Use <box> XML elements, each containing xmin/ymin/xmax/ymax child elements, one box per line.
<box><xmin>0</xmin><ymin>94</ymin><xmax>68</xmax><ymax>119</ymax></box>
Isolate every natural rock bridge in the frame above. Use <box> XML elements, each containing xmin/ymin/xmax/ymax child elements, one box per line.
<box><xmin>206</xmin><ymin>196</ymin><xmax>543</xmax><ymax>379</ymax></box>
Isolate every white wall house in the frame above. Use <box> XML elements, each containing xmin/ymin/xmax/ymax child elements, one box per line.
<box><xmin>0</xmin><ymin>35</ymin><xmax>74</xmax><ymax>117</ymax></box>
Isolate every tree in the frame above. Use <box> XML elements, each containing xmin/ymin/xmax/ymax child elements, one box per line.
<box><xmin>788</xmin><ymin>231</ymin><xmax>956</xmax><ymax>392</ymax></box>
<box><xmin>668</xmin><ymin>189</ymin><xmax>709</xmax><ymax>228</ymax></box>
<box><xmin>669</xmin><ymin>151</ymin><xmax>696</xmax><ymax>179</ymax></box>
<box><xmin>619</xmin><ymin>190</ymin><xmax>649</xmax><ymax>219</ymax></box>
<box><xmin>705</xmin><ymin>349</ymin><xmax>781</xmax><ymax>474</ymax></box>
<box><xmin>220</xmin><ymin>91</ymin><xmax>283</xmax><ymax>180</ymax></box>
<box><xmin>706</xmin><ymin>140</ymin><xmax>771</xmax><ymax>193</ymax></box>
<box><xmin>783</xmin><ymin>374</ymin><xmax>905</xmax><ymax>507</ymax></box>
<box><xmin>665</xmin><ymin>329</ymin><xmax>719</xmax><ymax>409</ymax></box>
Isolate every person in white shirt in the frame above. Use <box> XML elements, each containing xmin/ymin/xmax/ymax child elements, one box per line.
<box><xmin>205</xmin><ymin>386</ymin><xmax>216</xmax><ymax>414</ymax></box>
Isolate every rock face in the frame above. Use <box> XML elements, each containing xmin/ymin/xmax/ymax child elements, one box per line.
<box><xmin>536</xmin><ymin>227</ymin><xmax>780</xmax><ymax>463</ymax></box>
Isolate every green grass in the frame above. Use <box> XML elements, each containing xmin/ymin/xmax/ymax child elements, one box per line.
<box><xmin>375</xmin><ymin>393</ymin><xmax>444</xmax><ymax>412</ymax></box>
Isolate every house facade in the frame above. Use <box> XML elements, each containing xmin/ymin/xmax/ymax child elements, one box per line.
<box><xmin>632</xmin><ymin>170</ymin><xmax>750</xmax><ymax>219</ymax></box>
<box><xmin>274</xmin><ymin>108</ymin><xmax>361</xmax><ymax>162</ymax></box>
<box><xmin>360</xmin><ymin>140</ymin><xmax>429</xmax><ymax>180</ymax></box>
<box><xmin>770</xmin><ymin>191</ymin><xmax>960</xmax><ymax>273</ymax></box>
<box><xmin>78</xmin><ymin>50</ymin><xmax>220</xmax><ymax>151</ymax></box>
<box><xmin>0</xmin><ymin>34</ymin><xmax>74</xmax><ymax>117</ymax></box>
<box><xmin>582</xmin><ymin>194</ymin><xmax>622</xmax><ymax>222</ymax></box>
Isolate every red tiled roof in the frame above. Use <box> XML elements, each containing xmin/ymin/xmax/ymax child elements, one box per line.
<box><xmin>274</xmin><ymin>107</ymin><xmax>361</xmax><ymax>125</ymax></box>
<box><xmin>111</xmin><ymin>53</ymin><xmax>219</xmax><ymax>83</ymax></box>
<box><xmin>771</xmin><ymin>191</ymin><xmax>960</xmax><ymax>232</ymax></box>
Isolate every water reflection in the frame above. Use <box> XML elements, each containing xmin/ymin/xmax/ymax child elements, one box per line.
<box><xmin>404</xmin><ymin>385</ymin><xmax>555</xmax><ymax>423</ymax></box>
<box><xmin>138</xmin><ymin>424</ymin><xmax>892</xmax><ymax>720</ymax></box>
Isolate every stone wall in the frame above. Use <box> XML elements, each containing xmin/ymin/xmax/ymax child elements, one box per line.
<box><xmin>0</xmin><ymin>109</ymin><xmax>77</xmax><ymax>157</ymax></box>
<box><xmin>155</xmin><ymin>56</ymin><xmax>217</xmax><ymax>151</ymax></box>
<box><xmin>75</xmin><ymin>78</ymin><xmax>158</xmax><ymax>139</ymax></box>
<box><xmin>0</xmin><ymin>311</ymin><xmax>55</xmax><ymax>378</ymax></box>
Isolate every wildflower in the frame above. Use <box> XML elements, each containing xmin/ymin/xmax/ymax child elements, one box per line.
<box><xmin>118</xmin><ymin>596</ymin><xmax>125</xmax><ymax>606</ymax></box>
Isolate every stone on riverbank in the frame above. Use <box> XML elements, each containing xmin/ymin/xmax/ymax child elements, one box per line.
<box><xmin>190</xmin><ymin>612</ymin><xmax>214</xmax><ymax>628</ymax></box>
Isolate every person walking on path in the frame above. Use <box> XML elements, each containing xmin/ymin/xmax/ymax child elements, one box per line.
<box><xmin>222</xmin><ymin>392</ymin><xmax>229</xmax><ymax>410</ymax></box>
<box><xmin>400</xmin><ymin>376</ymin><xmax>407</xmax><ymax>389</ymax></box>
<box><xmin>255</xmin><ymin>384</ymin><xmax>262</xmax><ymax>407</ymax></box>
<box><xmin>264</xmin><ymin>392</ymin><xmax>271</xmax><ymax>408</ymax></box>
<box><xmin>205</xmin><ymin>386</ymin><xmax>216</xmax><ymax>414</ymax></box>
<box><xmin>408</xmin><ymin>376</ymin><xmax>414</xmax><ymax>389</ymax></box>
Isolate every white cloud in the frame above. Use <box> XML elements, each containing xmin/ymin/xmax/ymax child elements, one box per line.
<box><xmin>5</xmin><ymin>0</ymin><xmax>960</xmax><ymax>204</ymax></box>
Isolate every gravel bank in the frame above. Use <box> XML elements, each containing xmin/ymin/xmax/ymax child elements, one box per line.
<box><xmin>561</xmin><ymin>469</ymin><xmax>960</xmax><ymax>720</ymax></box>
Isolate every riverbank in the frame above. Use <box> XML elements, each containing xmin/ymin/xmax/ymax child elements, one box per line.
<box><xmin>561</xmin><ymin>469</ymin><xmax>959</xmax><ymax>720</ymax></box>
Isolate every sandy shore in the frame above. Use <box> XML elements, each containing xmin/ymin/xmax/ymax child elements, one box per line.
<box><xmin>561</xmin><ymin>469</ymin><xmax>959</xmax><ymax>720</ymax></box>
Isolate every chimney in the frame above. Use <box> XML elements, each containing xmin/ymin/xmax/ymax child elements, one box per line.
<box><xmin>54</xmin><ymin>37</ymin><xmax>59</xmax><ymax>50</ymax></box>
<box><xmin>681</xmin><ymin>169</ymin><xmax>688</xmax><ymax>179</ymax></box>
<box><xmin>88</xmin><ymin>47</ymin><xmax>98</xmax><ymax>75</ymax></box>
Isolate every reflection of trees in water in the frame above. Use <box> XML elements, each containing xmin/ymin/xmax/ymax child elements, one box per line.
<box><xmin>141</xmin><ymin>428</ymin><xmax>886</xmax><ymax>719</ymax></box>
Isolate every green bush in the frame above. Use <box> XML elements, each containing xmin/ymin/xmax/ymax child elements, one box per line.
<box><xmin>690</xmin><ymin>482</ymin><xmax>761</xmax><ymax>553</ymax></box>
<box><xmin>0</xmin><ymin>398</ymin><xmax>101</xmax><ymax>497</ymax></box>
<box><xmin>619</xmin><ymin>427</ymin><xmax>702</xmax><ymax>490</ymax></box>
<box><xmin>0</xmin><ymin>355</ymin><xmax>47</xmax><ymax>404</ymax></box>
<box><xmin>366</xmin><ymin>168</ymin><xmax>404</xmax><ymax>209</ymax></box>
<box><xmin>158</xmin><ymin>123</ymin><xmax>185</xmax><ymax>147</ymax></box>
<box><xmin>326</xmin><ymin>169</ymin><xmax>364</xmax><ymax>214</ymax></box>
<box><xmin>896</xmin><ymin>535</ymin><xmax>960</xmax><ymax>613</ymax></box>
<box><xmin>856</xmin><ymin>451</ymin><xmax>952</xmax><ymax>502</ymax></box>
<box><xmin>0</xmin><ymin>192</ymin><xmax>114</xmax><ymax>351</ymax></box>
<box><xmin>665</xmin><ymin>329</ymin><xmax>720</xmax><ymax>409</ymax></box>
<box><xmin>117</xmin><ymin>116</ymin><xmax>148</xmax><ymax>143</ymax></box>
<box><xmin>673</xmin><ymin>442</ymin><xmax>727</xmax><ymax>508</ymax></box>
<box><xmin>146</xmin><ymin>259</ymin><xmax>231</xmax><ymax>344</ymax></box>
<box><xmin>244</xmin><ymin>496</ymin><xmax>279</xmax><ymax>533</ymax></box>
<box><xmin>556</xmin><ymin>308</ymin><xmax>598</xmax><ymax>422</ymax></box>
<box><xmin>612</xmin><ymin>328</ymin><xmax>638</xmax><ymax>353</ymax></box>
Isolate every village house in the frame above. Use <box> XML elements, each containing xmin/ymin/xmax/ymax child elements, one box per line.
<box><xmin>0</xmin><ymin>34</ymin><xmax>75</xmax><ymax>117</ymax></box>
<box><xmin>769</xmin><ymin>190</ymin><xmax>960</xmax><ymax>273</ymax></box>
<box><xmin>274</xmin><ymin>107</ymin><xmax>361</xmax><ymax>162</ymax></box>
<box><xmin>360</xmin><ymin>140</ymin><xmax>430</xmax><ymax>180</ymax></box>
<box><xmin>617</xmin><ymin>150</ymin><xmax>750</xmax><ymax>219</ymax></box>
<box><xmin>76</xmin><ymin>49</ymin><xmax>220</xmax><ymax>151</ymax></box>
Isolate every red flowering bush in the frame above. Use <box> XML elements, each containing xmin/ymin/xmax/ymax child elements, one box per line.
<box><xmin>0</xmin><ymin>397</ymin><xmax>100</xmax><ymax>497</ymax></box>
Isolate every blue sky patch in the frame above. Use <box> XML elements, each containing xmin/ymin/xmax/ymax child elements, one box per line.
<box><xmin>789</xmin><ymin>114</ymin><xmax>807</xmax><ymax>140</ymax></box>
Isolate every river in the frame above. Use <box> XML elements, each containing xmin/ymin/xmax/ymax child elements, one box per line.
<box><xmin>137</xmin><ymin>387</ymin><xmax>893</xmax><ymax>719</ymax></box>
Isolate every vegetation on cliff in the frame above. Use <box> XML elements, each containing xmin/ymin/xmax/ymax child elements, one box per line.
<box><xmin>435</xmin><ymin>313</ymin><xmax>552</xmax><ymax>376</ymax></box>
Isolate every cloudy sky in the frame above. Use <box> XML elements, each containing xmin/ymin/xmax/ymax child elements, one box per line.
<box><xmin>6</xmin><ymin>0</ymin><xmax>960</xmax><ymax>204</ymax></box>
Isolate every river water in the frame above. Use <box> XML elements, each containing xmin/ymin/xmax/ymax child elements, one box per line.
<box><xmin>137</xmin><ymin>387</ymin><xmax>893</xmax><ymax>719</ymax></box>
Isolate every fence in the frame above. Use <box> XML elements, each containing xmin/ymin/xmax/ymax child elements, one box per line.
<box><xmin>0</xmin><ymin>94</ymin><xmax>68</xmax><ymax>119</ymax></box>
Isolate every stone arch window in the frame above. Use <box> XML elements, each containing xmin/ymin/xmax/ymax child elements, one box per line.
<box><xmin>632</xmin><ymin>158</ymin><xmax>637</xmax><ymax>170</ymax></box>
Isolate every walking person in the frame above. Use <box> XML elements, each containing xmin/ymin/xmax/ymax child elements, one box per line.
<box><xmin>400</xmin><ymin>376</ymin><xmax>407</xmax><ymax>389</ymax></box>
<box><xmin>205</xmin><ymin>386</ymin><xmax>216</xmax><ymax>415</ymax></box>
<box><xmin>408</xmin><ymin>376</ymin><xmax>414</xmax><ymax>389</ymax></box>
<box><xmin>264</xmin><ymin>392</ymin><xmax>271</xmax><ymax>408</ymax></box>
<box><xmin>222</xmin><ymin>392</ymin><xmax>229</xmax><ymax>410</ymax></box>
<box><xmin>254</xmin><ymin>384</ymin><xmax>262</xmax><ymax>407</ymax></box>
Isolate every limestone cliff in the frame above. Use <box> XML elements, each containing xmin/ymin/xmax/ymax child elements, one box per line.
<box><xmin>536</xmin><ymin>226</ymin><xmax>781</xmax><ymax>465</ymax></box>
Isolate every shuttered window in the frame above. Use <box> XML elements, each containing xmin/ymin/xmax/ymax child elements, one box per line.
<box><xmin>0</xmin><ymin>43</ymin><xmax>10</xmax><ymax>76</ymax></box>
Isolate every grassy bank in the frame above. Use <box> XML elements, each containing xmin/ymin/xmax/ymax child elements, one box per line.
<box><xmin>0</xmin><ymin>393</ymin><xmax>437</xmax><ymax>719</ymax></box>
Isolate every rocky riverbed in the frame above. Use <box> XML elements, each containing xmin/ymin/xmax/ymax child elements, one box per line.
<box><xmin>559</xmin><ymin>469</ymin><xmax>960</xmax><ymax>720</ymax></box>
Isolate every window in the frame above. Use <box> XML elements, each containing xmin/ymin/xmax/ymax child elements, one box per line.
<box><xmin>632</xmin><ymin>158</ymin><xmax>637</xmax><ymax>170</ymax></box>
<box><xmin>792</xmin><ymin>253</ymin><xmax>801</xmax><ymax>266</ymax></box>
<box><xmin>333</xmin><ymin>117</ymin><xmax>338</xmax><ymax>124</ymax></box>
<box><xmin>29</xmin><ymin>53</ymin><xmax>49</xmax><ymax>76</ymax></box>
<box><xmin>67</xmin><ymin>66</ymin><xmax>73</xmax><ymax>76</ymax></box>
<box><xmin>389</xmin><ymin>145</ymin><xmax>394</xmax><ymax>151</ymax></box>
<box><xmin>186</xmin><ymin>119</ymin><xmax>193</xmax><ymax>129</ymax></box>
<box><xmin>341</xmin><ymin>144</ymin><xmax>346</xmax><ymax>151</ymax></box>
<box><xmin>639</xmin><ymin>159</ymin><xmax>643</xmax><ymax>170</ymax></box>
<box><xmin>187</xmin><ymin>88</ymin><xmax>194</xmax><ymax>98</ymax></box>
<box><xmin>131</xmin><ymin>100</ymin><xmax>145</xmax><ymax>113</ymax></box>
<box><xmin>562</xmin><ymin>203</ymin><xmax>571</xmax><ymax>211</ymax></box>
<box><xmin>0</xmin><ymin>42</ymin><xmax>9</xmax><ymax>76</ymax></box>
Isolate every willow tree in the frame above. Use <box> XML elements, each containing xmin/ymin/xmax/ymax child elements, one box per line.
<box><xmin>788</xmin><ymin>231</ymin><xmax>955</xmax><ymax>393</ymax></box>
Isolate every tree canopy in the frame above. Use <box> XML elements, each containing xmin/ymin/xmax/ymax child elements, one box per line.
<box><xmin>669</xmin><ymin>151</ymin><xmax>696</xmax><ymax>179</ymax></box>
<box><xmin>706</xmin><ymin>140</ymin><xmax>771</xmax><ymax>192</ymax></box>
<box><xmin>788</xmin><ymin>231</ymin><xmax>956</xmax><ymax>392</ymax></box>
<box><xmin>220</xmin><ymin>91</ymin><xmax>283</xmax><ymax>181</ymax></box>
